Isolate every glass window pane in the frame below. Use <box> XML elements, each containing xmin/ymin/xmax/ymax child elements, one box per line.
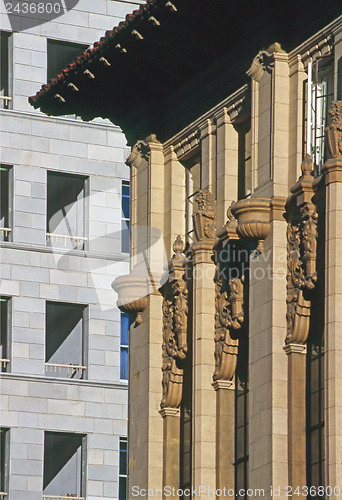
<box><xmin>120</xmin><ymin>313</ymin><xmax>129</xmax><ymax>346</ymax></box>
<box><xmin>310</xmin><ymin>391</ymin><xmax>319</xmax><ymax>427</ymax></box>
<box><xmin>121</xmin><ymin>220</ymin><xmax>130</xmax><ymax>253</ymax></box>
<box><xmin>119</xmin><ymin>476</ymin><xmax>126</xmax><ymax>500</ymax></box>
<box><xmin>120</xmin><ymin>348</ymin><xmax>128</xmax><ymax>380</ymax></box>
<box><xmin>119</xmin><ymin>440</ymin><xmax>127</xmax><ymax>475</ymax></box>
<box><xmin>122</xmin><ymin>183</ymin><xmax>129</xmax><ymax>196</ymax></box>
<box><xmin>122</xmin><ymin>196</ymin><xmax>129</xmax><ymax>220</ymax></box>
<box><xmin>236</xmin><ymin>426</ymin><xmax>245</xmax><ymax>460</ymax></box>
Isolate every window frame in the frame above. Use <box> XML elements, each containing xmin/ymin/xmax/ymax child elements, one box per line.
<box><xmin>45</xmin><ymin>300</ymin><xmax>88</xmax><ymax>380</ymax></box>
<box><xmin>0</xmin><ymin>296</ymin><xmax>11</xmax><ymax>373</ymax></box>
<box><xmin>119</xmin><ymin>437</ymin><xmax>128</xmax><ymax>500</ymax></box>
<box><xmin>0</xmin><ymin>31</ymin><xmax>12</xmax><ymax>110</ymax></box>
<box><xmin>121</xmin><ymin>180</ymin><xmax>130</xmax><ymax>254</ymax></box>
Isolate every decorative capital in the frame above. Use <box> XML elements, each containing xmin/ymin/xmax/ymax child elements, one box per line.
<box><xmin>247</xmin><ymin>43</ymin><xmax>286</xmax><ymax>82</ymax></box>
<box><xmin>212</xmin><ymin>380</ymin><xmax>235</xmax><ymax>391</ymax></box>
<box><xmin>159</xmin><ymin>407</ymin><xmax>181</xmax><ymax>418</ymax></box>
<box><xmin>216</xmin><ymin>202</ymin><xmax>239</xmax><ymax>242</ymax></box>
<box><xmin>283</xmin><ymin>343</ymin><xmax>307</xmax><ymax>355</ymax></box>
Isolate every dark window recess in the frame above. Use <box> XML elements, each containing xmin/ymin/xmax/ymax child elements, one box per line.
<box><xmin>0</xmin><ymin>428</ymin><xmax>9</xmax><ymax>495</ymax></box>
<box><xmin>43</xmin><ymin>432</ymin><xmax>85</xmax><ymax>498</ymax></box>
<box><xmin>0</xmin><ymin>297</ymin><xmax>10</xmax><ymax>372</ymax></box>
<box><xmin>47</xmin><ymin>171</ymin><xmax>86</xmax><ymax>250</ymax></box>
<box><xmin>47</xmin><ymin>39</ymin><xmax>88</xmax><ymax>81</ymax></box>
<box><xmin>120</xmin><ymin>312</ymin><xmax>131</xmax><ymax>381</ymax></box>
<box><xmin>121</xmin><ymin>180</ymin><xmax>130</xmax><ymax>253</ymax></box>
<box><xmin>119</xmin><ymin>437</ymin><xmax>127</xmax><ymax>500</ymax></box>
<box><xmin>45</xmin><ymin>302</ymin><xmax>86</xmax><ymax>379</ymax></box>
<box><xmin>0</xmin><ymin>166</ymin><xmax>11</xmax><ymax>241</ymax></box>
<box><xmin>0</xmin><ymin>32</ymin><xmax>11</xmax><ymax>109</ymax></box>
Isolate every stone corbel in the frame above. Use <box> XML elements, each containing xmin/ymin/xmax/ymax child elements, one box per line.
<box><xmin>160</xmin><ymin>236</ymin><xmax>188</xmax><ymax>409</ymax></box>
<box><xmin>126</xmin><ymin>134</ymin><xmax>159</xmax><ymax>168</ymax></box>
<box><xmin>112</xmin><ymin>274</ymin><xmax>148</xmax><ymax>325</ymax></box>
<box><xmin>285</xmin><ymin>155</ymin><xmax>318</xmax><ymax>345</ymax></box>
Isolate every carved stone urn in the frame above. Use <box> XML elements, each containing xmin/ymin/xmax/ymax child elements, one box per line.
<box><xmin>112</xmin><ymin>274</ymin><xmax>148</xmax><ymax>324</ymax></box>
<box><xmin>231</xmin><ymin>198</ymin><xmax>271</xmax><ymax>252</ymax></box>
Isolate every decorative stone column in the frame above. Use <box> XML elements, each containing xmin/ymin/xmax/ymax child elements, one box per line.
<box><xmin>159</xmin><ymin>235</ymin><xmax>189</xmax><ymax>496</ymax></box>
<box><xmin>191</xmin><ymin>189</ymin><xmax>217</xmax><ymax>498</ymax></box>
<box><xmin>283</xmin><ymin>154</ymin><xmax>318</xmax><ymax>489</ymax></box>
<box><xmin>212</xmin><ymin>206</ymin><xmax>245</xmax><ymax>491</ymax></box>
<box><xmin>322</xmin><ymin>101</ymin><xmax>342</xmax><ymax>487</ymax></box>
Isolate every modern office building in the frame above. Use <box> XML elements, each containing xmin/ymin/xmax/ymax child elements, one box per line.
<box><xmin>29</xmin><ymin>0</ymin><xmax>342</xmax><ymax>499</ymax></box>
<box><xmin>0</xmin><ymin>1</ymin><xmax>141</xmax><ymax>499</ymax></box>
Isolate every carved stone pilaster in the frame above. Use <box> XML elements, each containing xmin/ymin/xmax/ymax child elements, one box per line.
<box><xmin>285</xmin><ymin>155</ymin><xmax>318</xmax><ymax>345</ymax></box>
<box><xmin>326</xmin><ymin>101</ymin><xmax>342</xmax><ymax>160</ymax></box>
<box><xmin>160</xmin><ymin>236</ymin><xmax>188</xmax><ymax>409</ymax></box>
<box><xmin>213</xmin><ymin>275</ymin><xmax>245</xmax><ymax>381</ymax></box>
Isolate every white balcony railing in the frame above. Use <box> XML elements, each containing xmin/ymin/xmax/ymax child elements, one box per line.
<box><xmin>45</xmin><ymin>363</ymin><xmax>87</xmax><ymax>376</ymax></box>
<box><xmin>0</xmin><ymin>359</ymin><xmax>10</xmax><ymax>369</ymax></box>
<box><xmin>0</xmin><ymin>492</ymin><xmax>8</xmax><ymax>500</ymax></box>
<box><xmin>46</xmin><ymin>233</ymin><xmax>87</xmax><ymax>250</ymax></box>
<box><xmin>0</xmin><ymin>227</ymin><xmax>12</xmax><ymax>240</ymax></box>
<box><xmin>0</xmin><ymin>95</ymin><xmax>12</xmax><ymax>109</ymax></box>
<box><xmin>42</xmin><ymin>496</ymin><xmax>84</xmax><ymax>500</ymax></box>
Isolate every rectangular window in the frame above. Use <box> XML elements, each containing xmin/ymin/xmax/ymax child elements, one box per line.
<box><xmin>0</xmin><ymin>297</ymin><xmax>10</xmax><ymax>372</ymax></box>
<box><xmin>0</xmin><ymin>428</ymin><xmax>9</xmax><ymax>498</ymax></box>
<box><xmin>43</xmin><ymin>432</ymin><xmax>85</xmax><ymax>499</ymax></box>
<box><xmin>304</xmin><ymin>58</ymin><xmax>334</xmax><ymax>174</ymax></box>
<box><xmin>0</xmin><ymin>165</ymin><xmax>12</xmax><ymax>242</ymax></box>
<box><xmin>120</xmin><ymin>312</ymin><xmax>130</xmax><ymax>381</ymax></box>
<box><xmin>45</xmin><ymin>302</ymin><xmax>86</xmax><ymax>379</ymax></box>
<box><xmin>47</xmin><ymin>171</ymin><xmax>87</xmax><ymax>250</ymax></box>
<box><xmin>47</xmin><ymin>39</ymin><xmax>88</xmax><ymax>81</ymax></box>
<box><xmin>121</xmin><ymin>180</ymin><xmax>130</xmax><ymax>253</ymax></box>
<box><xmin>119</xmin><ymin>437</ymin><xmax>127</xmax><ymax>500</ymax></box>
<box><xmin>0</xmin><ymin>32</ymin><xmax>11</xmax><ymax>110</ymax></box>
<box><xmin>184</xmin><ymin>155</ymin><xmax>201</xmax><ymax>243</ymax></box>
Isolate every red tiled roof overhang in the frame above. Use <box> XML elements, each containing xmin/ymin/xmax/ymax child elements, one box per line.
<box><xmin>29</xmin><ymin>0</ymin><xmax>342</xmax><ymax>145</ymax></box>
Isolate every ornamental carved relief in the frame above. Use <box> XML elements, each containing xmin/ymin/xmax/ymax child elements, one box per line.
<box><xmin>213</xmin><ymin>274</ymin><xmax>245</xmax><ymax>382</ymax></box>
<box><xmin>326</xmin><ymin>100</ymin><xmax>342</xmax><ymax>160</ymax></box>
<box><xmin>285</xmin><ymin>156</ymin><xmax>318</xmax><ymax>345</ymax></box>
<box><xmin>161</xmin><ymin>236</ymin><xmax>188</xmax><ymax>409</ymax></box>
<box><xmin>192</xmin><ymin>189</ymin><xmax>216</xmax><ymax>243</ymax></box>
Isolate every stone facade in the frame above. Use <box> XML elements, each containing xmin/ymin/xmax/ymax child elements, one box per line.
<box><xmin>0</xmin><ymin>1</ymin><xmax>141</xmax><ymax>498</ymax></box>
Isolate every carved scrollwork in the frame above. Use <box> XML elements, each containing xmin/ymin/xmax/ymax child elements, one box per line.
<box><xmin>213</xmin><ymin>274</ymin><xmax>245</xmax><ymax>381</ymax></box>
<box><xmin>161</xmin><ymin>236</ymin><xmax>188</xmax><ymax>409</ymax></box>
<box><xmin>285</xmin><ymin>157</ymin><xmax>318</xmax><ymax>345</ymax></box>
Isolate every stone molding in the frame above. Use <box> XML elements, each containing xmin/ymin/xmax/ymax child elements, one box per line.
<box><xmin>283</xmin><ymin>343</ymin><xmax>307</xmax><ymax>355</ymax></box>
<box><xmin>126</xmin><ymin>134</ymin><xmax>161</xmax><ymax>168</ymax></box>
<box><xmin>212</xmin><ymin>380</ymin><xmax>235</xmax><ymax>391</ymax></box>
<box><xmin>159</xmin><ymin>407</ymin><xmax>181</xmax><ymax>418</ymax></box>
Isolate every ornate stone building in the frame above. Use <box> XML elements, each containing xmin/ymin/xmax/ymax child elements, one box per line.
<box><xmin>30</xmin><ymin>1</ymin><xmax>342</xmax><ymax>498</ymax></box>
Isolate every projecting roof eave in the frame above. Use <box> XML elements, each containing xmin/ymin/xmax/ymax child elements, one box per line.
<box><xmin>29</xmin><ymin>0</ymin><xmax>342</xmax><ymax>145</ymax></box>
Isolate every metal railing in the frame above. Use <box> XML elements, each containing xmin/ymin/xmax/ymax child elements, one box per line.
<box><xmin>0</xmin><ymin>227</ymin><xmax>12</xmax><ymax>240</ymax></box>
<box><xmin>46</xmin><ymin>233</ymin><xmax>87</xmax><ymax>250</ymax></box>
<box><xmin>45</xmin><ymin>363</ymin><xmax>86</xmax><ymax>376</ymax></box>
<box><xmin>42</xmin><ymin>496</ymin><xmax>84</xmax><ymax>500</ymax></box>
<box><xmin>0</xmin><ymin>95</ymin><xmax>12</xmax><ymax>109</ymax></box>
<box><xmin>0</xmin><ymin>492</ymin><xmax>8</xmax><ymax>499</ymax></box>
<box><xmin>0</xmin><ymin>359</ymin><xmax>10</xmax><ymax>369</ymax></box>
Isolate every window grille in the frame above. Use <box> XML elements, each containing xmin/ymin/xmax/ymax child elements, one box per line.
<box><xmin>184</xmin><ymin>157</ymin><xmax>200</xmax><ymax>244</ymax></box>
<box><xmin>303</xmin><ymin>58</ymin><xmax>334</xmax><ymax>175</ymax></box>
